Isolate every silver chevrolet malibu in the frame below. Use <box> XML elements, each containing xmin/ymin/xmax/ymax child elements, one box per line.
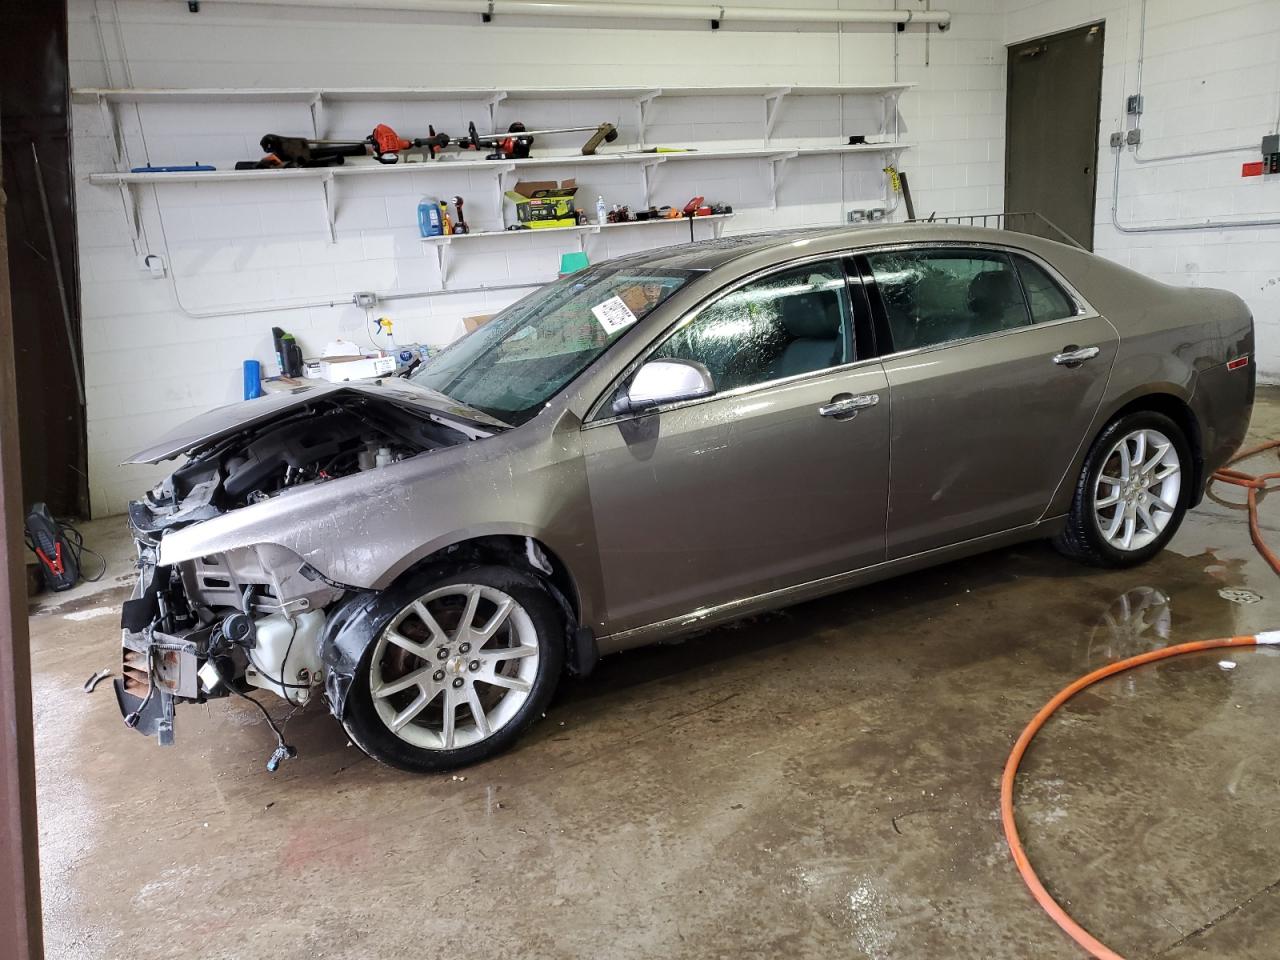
<box><xmin>118</xmin><ymin>224</ymin><xmax>1255</xmax><ymax>772</ymax></box>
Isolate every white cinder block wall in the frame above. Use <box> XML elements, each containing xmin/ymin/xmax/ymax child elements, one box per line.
<box><xmin>1003</xmin><ymin>0</ymin><xmax>1280</xmax><ymax>373</ymax></box>
<box><xmin>71</xmin><ymin>0</ymin><xmax>1007</xmax><ymax>517</ymax></box>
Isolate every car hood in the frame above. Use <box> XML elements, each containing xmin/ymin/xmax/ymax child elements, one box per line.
<box><xmin>125</xmin><ymin>378</ymin><xmax>510</xmax><ymax>465</ymax></box>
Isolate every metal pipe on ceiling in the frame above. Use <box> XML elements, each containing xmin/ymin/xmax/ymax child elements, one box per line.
<box><xmin>193</xmin><ymin>0</ymin><xmax>952</xmax><ymax>28</ymax></box>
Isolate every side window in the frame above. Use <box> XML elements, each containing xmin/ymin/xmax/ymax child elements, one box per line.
<box><xmin>866</xmin><ymin>248</ymin><xmax>1030</xmax><ymax>352</ymax></box>
<box><xmin>1013</xmin><ymin>255</ymin><xmax>1078</xmax><ymax>323</ymax></box>
<box><xmin>652</xmin><ymin>262</ymin><xmax>851</xmax><ymax>394</ymax></box>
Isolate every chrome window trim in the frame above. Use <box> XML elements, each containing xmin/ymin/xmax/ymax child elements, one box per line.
<box><xmin>583</xmin><ymin>239</ymin><xmax>1100</xmax><ymax>426</ymax></box>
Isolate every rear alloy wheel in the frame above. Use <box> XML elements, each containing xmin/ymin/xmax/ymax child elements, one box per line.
<box><xmin>343</xmin><ymin>566</ymin><xmax>563</xmax><ymax>772</ymax></box>
<box><xmin>1091</xmin><ymin>427</ymin><xmax>1182</xmax><ymax>552</ymax></box>
<box><xmin>1054</xmin><ymin>411</ymin><xmax>1192</xmax><ymax>568</ymax></box>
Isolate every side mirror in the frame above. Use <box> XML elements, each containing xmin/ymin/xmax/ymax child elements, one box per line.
<box><xmin>613</xmin><ymin>358</ymin><xmax>715</xmax><ymax>415</ymax></box>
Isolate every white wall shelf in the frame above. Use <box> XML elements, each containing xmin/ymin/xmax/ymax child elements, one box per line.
<box><xmin>88</xmin><ymin>142</ymin><xmax>910</xmax><ymax>239</ymax></box>
<box><xmin>72</xmin><ymin>83</ymin><xmax>914</xmax><ymax>105</ymax></box>
<box><xmin>422</xmin><ymin>213</ymin><xmax>734</xmax><ymax>285</ymax></box>
<box><xmin>86</xmin><ymin>142</ymin><xmax>911</xmax><ymax>186</ymax></box>
<box><xmin>75</xmin><ymin>82</ymin><xmax>913</xmax><ymax>149</ymax></box>
<box><xmin>80</xmin><ymin>81</ymin><xmax>909</xmax><ymax>255</ymax></box>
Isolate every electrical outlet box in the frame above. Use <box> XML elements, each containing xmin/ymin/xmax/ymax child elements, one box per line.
<box><xmin>1109</xmin><ymin>131</ymin><xmax>1124</xmax><ymax>148</ymax></box>
<box><xmin>353</xmin><ymin>291</ymin><xmax>378</xmax><ymax>308</ymax></box>
<box><xmin>1126</xmin><ymin>128</ymin><xmax>1142</xmax><ymax>146</ymax></box>
<box><xmin>1264</xmin><ymin>134</ymin><xmax>1280</xmax><ymax>175</ymax></box>
<box><xmin>139</xmin><ymin>253</ymin><xmax>166</xmax><ymax>278</ymax></box>
<box><xmin>1126</xmin><ymin>94</ymin><xmax>1143</xmax><ymax>116</ymax></box>
<box><xmin>847</xmin><ymin>207</ymin><xmax>886</xmax><ymax>224</ymax></box>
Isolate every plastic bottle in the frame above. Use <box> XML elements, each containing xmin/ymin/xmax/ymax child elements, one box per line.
<box><xmin>596</xmin><ymin>195</ymin><xmax>608</xmax><ymax>225</ymax></box>
<box><xmin>418</xmin><ymin>197</ymin><xmax>443</xmax><ymax>237</ymax></box>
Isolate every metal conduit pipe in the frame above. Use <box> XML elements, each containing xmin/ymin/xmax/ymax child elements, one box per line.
<box><xmin>1109</xmin><ymin>147</ymin><xmax>1280</xmax><ymax>234</ymax></box>
<box><xmin>1128</xmin><ymin>0</ymin><xmax>1280</xmax><ymax>164</ymax></box>
<box><xmin>148</xmin><ymin>185</ymin><xmax>543</xmax><ymax>320</ymax></box>
<box><xmin>194</xmin><ymin>0</ymin><xmax>952</xmax><ymax>28</ymax></box>
<box><xmin>1109</xmin><ymin>0</ymin><xmax>1280</xmax><ymax>231</ymax></box>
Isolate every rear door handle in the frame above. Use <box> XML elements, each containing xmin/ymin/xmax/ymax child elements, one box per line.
<box><xmin>819</xmin><ymin>393</ymin><xmax>879</xmax><ymax>419</ymax></box>
<box><xmin>1053</xmin><ymin>345</ymin><xmax>1100</xmax><ymax>367</ymax></box>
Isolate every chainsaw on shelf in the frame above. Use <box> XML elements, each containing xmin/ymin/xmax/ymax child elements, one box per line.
<box><xmin>242</xmin><ymin>123</ymin><xmax>452</xmax><ymax>169</ymax></box>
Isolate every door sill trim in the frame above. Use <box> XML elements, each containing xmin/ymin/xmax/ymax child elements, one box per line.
<box><xmin>597</xmin><ymin>520</ymin><xmax>1049</xmax><ymax>654</ymax></box>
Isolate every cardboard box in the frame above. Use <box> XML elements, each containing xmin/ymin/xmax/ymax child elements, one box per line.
<box><xmin>318</xmin><ymin>355</ymin><xmax>396</xmax><ymax>382</ymax></box>
<box><xmin>505</xmin><ymin>178</ymin><xmax>578</xmax><ymax>229</ymax></box>
<box><xmin>463</xmin><ymin>314</ymin><xmax>494</xmax><ymax>333</ymax></box>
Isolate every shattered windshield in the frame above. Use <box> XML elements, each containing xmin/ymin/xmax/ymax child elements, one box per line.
<box><xmin>412</xmin><ymin>265</ymin><xmax>695</xmax><ymax>425</ymax></box>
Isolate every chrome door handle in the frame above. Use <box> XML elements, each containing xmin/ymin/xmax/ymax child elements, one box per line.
<box><xmin>819</xmin><ymin>393</ymin><xmax>879</xmax><ymax>418</ymax></box>
<box><xmin>1053</xmin><ymin>345</ymin><xmax>1100</xmax><ymax>367</ymax></box>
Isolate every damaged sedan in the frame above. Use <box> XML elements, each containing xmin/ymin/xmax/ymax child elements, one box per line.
<box><xmin>118</xmin><ymin>224</ymin><xmax>1255</xmax><ymax>773</ymax></box>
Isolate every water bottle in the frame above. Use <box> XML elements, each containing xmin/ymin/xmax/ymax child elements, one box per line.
<box><xmin>418</xmin><ymin>197</ymin><xmax>443</xmax><ymax>237</ymax></box>
<box><xmin>596</xmin><ymin>195</ymin><xmax>607</xmax><ymax>225</ymax></box>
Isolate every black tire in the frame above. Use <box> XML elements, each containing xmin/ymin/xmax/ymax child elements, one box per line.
<box><xmin>1053</xmin><ymin>410</ymin><xmax>1193</xmax><ymax>568</ymax></box>
<box><xmin>342</xmin><ymin>565</ymin><xmax>564</xmax><ymax>773</ymax></box>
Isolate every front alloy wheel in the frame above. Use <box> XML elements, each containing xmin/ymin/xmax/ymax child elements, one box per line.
<box><xmin>343</xmin><ymin>566</ymin><xmax>563</xmax><ymax>772</ymax></box>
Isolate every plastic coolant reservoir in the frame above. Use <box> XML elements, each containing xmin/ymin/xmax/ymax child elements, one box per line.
<box><xmin>245</xmin><ymin>609</ymin><xmax>326</xmax><ymax>704</ymax></box>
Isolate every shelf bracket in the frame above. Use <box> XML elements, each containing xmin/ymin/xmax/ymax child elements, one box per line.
<box><xmin>118</xmin><ymin>182</ymin><xmax>142</xmax><ymax>247</ymax></box>
<box><xmin>764</xmin><ymin>87</ymin><xmax>792</xmax><ymax>142</ymax></box>
<box><xmin>639</xmin><ymin>156</ymin><xmax>665</xmax><ymax>208</ymax></box>
<box><xmin>767</xmin><ymin>150</ymin><xmax>798</xmax><ymax>210</ymax></box>
<box><xmin>635</xmin><ymin>89</ymin><xmax>662</xmax><ymax>149</ymax></box>
<box><xmin>321</xmin><ymin>171</ymin><xmax>338</xmax><ymax>243</ymax></box>
<box><xmin>440</xmin><ymin>239</ymin><xmax>454</xmax><ymax>286</ymax></box>
<box><xmin>98</xmin><ymin>95</ymin><xmax>143</xmax><ymax>252</ymax></box>
<box><xmin>488</xmin><ymin>91</ymin><xmax>509</xmax><ymax>129</ymax></box>
<box><xmin>881</xmin><ymin>89</ymin><xmax>904</xmax><ymax>141</ymax></box>
<box><xmin>309</xmin><ymin>93</ymin><xmax>325</xmax><ymax>140</ymax></box>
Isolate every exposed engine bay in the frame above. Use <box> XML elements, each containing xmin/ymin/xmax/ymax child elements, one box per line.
<box><xmin>116</xmin><ymin>388</ymin><xmax>490</xmax><ymax>769</ymax></box>
<box><xmin>132</xmin><ymin>395</ymin><xmax>475</xmax><ymax>532</ymax></box>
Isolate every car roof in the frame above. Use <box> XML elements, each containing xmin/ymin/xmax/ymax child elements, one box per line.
<box><xmin>606</xmin><ymin>222</ymin><xmax>1084</xmax><ymax>275</ymax></box>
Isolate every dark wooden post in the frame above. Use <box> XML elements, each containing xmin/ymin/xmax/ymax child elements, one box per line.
<box><xmin>0</xmin><ymin>123</ymin><xmax>46</xmax><ymax>960</ymax></box>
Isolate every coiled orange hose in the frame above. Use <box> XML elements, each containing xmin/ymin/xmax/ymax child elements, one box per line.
<box><xmin>1208</xmin><ymin>439</ymin><xmax>1280</xmax><ymax>575</ymax></box>
<box><xmin>1000</xmin><ymin>632</ymin><xmax>1280</xmax><ymax>959</ymax></box>
<box><xmin>1003</xmin><ymin>441</ymin><xmax>1280</xmax><ymax>958</ymax></box>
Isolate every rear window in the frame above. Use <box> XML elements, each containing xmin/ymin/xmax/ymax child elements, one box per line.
<box><xmin>1013</xmin><ymin>255</ymin><xmax>1078</xmax><ymax>323</ymax></box>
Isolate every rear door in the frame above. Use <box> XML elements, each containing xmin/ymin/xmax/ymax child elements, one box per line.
<box><xmin>857</xmin><ymin>245</ymin><xmax>1118</xmax><ymax>559</ymax></box>
<box><xmin>582</xmin><ymin>258</ymin><xmax>890</xmax><ymax>635</ymax></box>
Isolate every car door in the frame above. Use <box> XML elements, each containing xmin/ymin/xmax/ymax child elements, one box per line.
<box><xmin>857</xmin><ymin>245</ymin><xmax>1119</xmax><ymax>559</ymax></box>
<box><xmin>581</xmin><ymin>258</ymin><xmax>891</xmax><ymax>635</ymax></box>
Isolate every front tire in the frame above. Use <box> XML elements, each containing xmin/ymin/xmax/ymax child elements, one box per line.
<box><xmin>342</xmin><ymin>565</ymin><xmax>564</xmax><ymax>773</ymax></box>
<box><xmin>1053</xmin><ymin>410</ymin><xmax>1191</xmax><ymax>568</ymax></box>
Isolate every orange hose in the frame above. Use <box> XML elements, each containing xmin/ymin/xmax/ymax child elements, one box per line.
<box><xmin>1004</xmin><ymin>440</ymin><xmax>1280</xmax><ymax>957</ymax></box>
<box><xmin>1208</xmin><ymin>439</ymin><xmax>1280</xmax><ymax>575</ymax></box>
<box><xmin>1001</xmin><ymin>633</ymin><xmax>1278</xmax><ymax>959</ymax></box>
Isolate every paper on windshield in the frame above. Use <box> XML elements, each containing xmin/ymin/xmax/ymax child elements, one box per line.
<box><xmin>591</xmin><ymin>296</ymin><xmax>639</xmax><ymax>335</ymax></box>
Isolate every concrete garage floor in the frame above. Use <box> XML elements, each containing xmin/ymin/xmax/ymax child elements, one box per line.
<box><xmin>28</xmin><ymin>388</ymin><xmax>1280</xmax><ymax>960</ymax></box>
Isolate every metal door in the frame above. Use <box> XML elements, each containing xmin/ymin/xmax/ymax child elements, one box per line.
<box><xmin>1005</xmin><ymin>22</ymin><xmax>1105</xmax><ymax>250</ymax></box>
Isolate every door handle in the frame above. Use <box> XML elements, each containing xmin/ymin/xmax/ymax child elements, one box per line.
<box><xmin>1052</xmin><ymin>345</ymin><xmax>1100</xmax><ymax>367</ymax></box>
<box><xmin>819</xmin><ymin>393</ymin><xmax>879</xmax><ymax>419</ymax></box>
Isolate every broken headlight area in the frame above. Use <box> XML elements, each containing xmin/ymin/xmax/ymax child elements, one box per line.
<box><xmin>116</xmin><ymin>536</ymin><xmax>344</xmax><ymax>757</ymax></box>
